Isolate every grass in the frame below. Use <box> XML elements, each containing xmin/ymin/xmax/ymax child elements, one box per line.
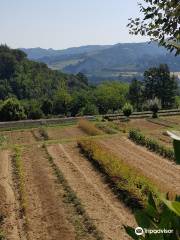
<box><xmin>78</xmin><ymin>139</ymin><xmax>159</xmax><ymax>209</ymax></box>
<box><xmin>12</xmin><ymin>147</ymin><xmax>29</xmax><ymax>236</ymax></box>
<box><xmin>43</xmin><ymin>144</ymin><xmax>104</xmax><ymax>240</ymax></box>
<box><xmin>78</xmin><ymin>119</ymin><xmax>103</xmax><ymax>136</ymax></box>
<box><xmin>95</xmin><ymin>123</ymin><xmax>117</xmax><ymax>134</ymax></box>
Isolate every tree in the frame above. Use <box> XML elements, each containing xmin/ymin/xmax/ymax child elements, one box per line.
<box><xmin>53</xmin><ymin>90</ymin><xmax>72</xmax><ymax>115</ymax></box>
<box><xmin>148</xmin><ymin>97</ymin><xmax>161</xmax><ymax>118</ymax></box>
<box><xmin>128</xmin><ymin>79</ymin><xmax>143</xmax><ymax>111</ymax></box>
<box><xmin>143</xmin><ymin>64</ymin><xmax>178</xmax><ymax>109</ymax></box>
<box><xmin>41</xmin><ymin>99</ymin><xmax>53</xmax><ymax>115</ymax></box>
<box><xmin>79</xmin><ymin>103</ymin><xmax>99</xmax><ymax>116</ymax></box>
<box><xmin>127</xmin><ymin>0</ymin><xmax>180</xmax><ymax>55</ymax></box>
<box><xmin>0</xmin><ymin>98</ymin><xmax>26</xmax><ymax>121</ymax></box>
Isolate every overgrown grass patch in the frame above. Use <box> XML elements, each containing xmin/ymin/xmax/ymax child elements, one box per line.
<box><xmin>78</xmin><ymin>119</ymin><xmax>103</xmax><ymax>136</ymax></box>
<box><xmin>129</xmin><ymin>129</ymin><xmax>175</xmax><ymax>161</ymax></box>
<box><xmin>95</xmin><ymin>123</ymin><xmax>117</xmax><ymax>134</ymax></box>
<box><xmin>78</xmin><ymin>139</ymin><xmax>159</xmax><ymax>209</ymax></box>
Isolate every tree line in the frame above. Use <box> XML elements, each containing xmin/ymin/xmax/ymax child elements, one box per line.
<box><xmin>0</xmin><ymin>45</ymin><xmax>179</xmax><ymax>121</ymax></box>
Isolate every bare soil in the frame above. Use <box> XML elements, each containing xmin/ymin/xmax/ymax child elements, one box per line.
<box><xmin>2</xmin><ymin>131</ymin><xmax>36</xmax><ymax>145</ymax></box>
<box><xmin>48</xmin><ymin>143</ymin><xmax>135</xmax><ymax>240</ymax></box>
<box><xmin>47</xmin><ymin>125</ymin><xmax>87</xmax><ymax>140</ymax></box>
<box><xmin>0</xmin><ymin>151</ymin><xmax>22</xmax><ymax>240</ymax></box>
<box><xmin>99</xmin><ymin>136</ymin><xmax>180</xmax><ymax>195</ymax></box>
<box><xmin>21</xmin><ymin>145</ymin><xmax>76</xmax><ymax>240</ymax></box>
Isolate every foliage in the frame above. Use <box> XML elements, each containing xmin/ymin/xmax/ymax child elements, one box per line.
<box><xmin>95</xmin><ymin>123</ymin><xmax>117</xmax><ymax>134</ymax></box>
<box><xmin>94</xmin><ymin>82</ymin><xmax>128</xmax><ymax>114</ymax></box>
<box><xmin>127</xmin><ymin>0</ymin><xmax>180</xmax><ymax>55</ymax></box>
<box><xmin>78</xmin><ymin>103</ymin><xmax>99</xmax><ymax>116</ymax></box>
<box><xmin>175</xmin><ymin>96</ymin><xmax>180</xmax><ymax>109</ymax></box>
<box><xmin>41</xmin><ymin>99</ymin><xmax>53</xmax><ymax>115</ymax></box>
<box><xmin>148</xmin><ymin>98</ymin><xmax>161</xmax><ymax>118</ymax></box>
<box><xmin>129</xmin><ymin>129</ymin><xmax>175</xmax><ymax>161</ymax></box>
<box><xmin>53</xmin><ymin>89</ymin><xmax>72</xmax><ymax>116</ymax></box>
<box><xmin>122</xmin><ymin>103</ymin><xmax>133</xmax><ymax>117</ymax></box>
<box><xmin>128</xmin><ymin>79</ymin><xmax>143</xmax><ymax>111</ymax></box>
<box><xmin>78</xmin><ymin>119</ymin><xmax>102</xmax><ymax>136</ymax></box>
<box><xmin>124</xmin><ymin>192</ymin><xmax>180</xmax><ymax>240</ymax></box>
<box><xmin>0</xmin><ymin>98</ymin><xmax>26</xmax><ymax>121</ymax></box>
<box><xmin>22</xmin><ymin>99</ymin><xmax>44</xmax><ymax>120</ymax></box>
<box><xmin>78</xmin><ymin>139</ymin><xmax>158</xmax><ymax>207</ymax></box>
<box><xmin>143</xmin><ymin>64</ymin><xmax>178</xmax><ymax>109</ymax></box>
<box><xmin>39</xmin><ymin>127</ymin><xmax>49</xmax><ymax>140</ymax></box>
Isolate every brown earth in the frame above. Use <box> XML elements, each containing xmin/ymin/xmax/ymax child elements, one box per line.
<box><xmin>0</xmin><ymin>151</ymin><xmax>24</xmax><ymax>240</ymax></box>
<box><xmin>162</xmin><ymin>116</ymin><xmax>180</xmax><ymax>126</ymax></box>
<box><xmin>21</xmin><ymin>145</ymin><xmax>76</xmax><ymax>240</ymax></box>
<box><xmin>99</xmin><ymin>136</ymin><xmax>180</xmax><ymax>195</ymax></box>
<box><xmin>48</xmin><ymin>143</ymin><xmax>135</xmax><ymax>240</ymax></box>
<box><xmin>47</xmin><ymin>125</ymin><xmax>87</xmax><ymax>140</ymax></box>
<box><xmin>2</xmin><ymin>131</ymin><xmax>36</xmax><ymax>145</ymax></box>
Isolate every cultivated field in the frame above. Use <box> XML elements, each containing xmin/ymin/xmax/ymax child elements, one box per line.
<box><xmin>0</xmin><ymin>116</ymin><xmax>180</xmax><ymax>240</ymax></box>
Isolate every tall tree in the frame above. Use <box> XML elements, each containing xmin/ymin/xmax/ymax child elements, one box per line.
<box><xmin>128</xmin><ymin>79</ymin><xmax>143</xmax><ymax>111</ymax></box>
<box><xmin>143</xmin><ymin>64</ymin><xmax>178</xmax><ymax>108</ymax></box>
<box><xmin>127</xmin><ymin>0</ymin><xmax>180</xmax><ymax>55</ymax></box>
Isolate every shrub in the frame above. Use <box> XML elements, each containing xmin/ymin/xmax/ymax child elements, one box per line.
<box><xmin>0</xmin><ymin>98</ymin><xmax>27</xmax><ymax>121</ymax></box>
<box><xmin>79</xmin><ymin>103</ymin><xmax>99</xmax><ymax>116</ymax></box>
<box><xmin>148</xmin><ymin>97</ymin><xmax>161</xmax><ymax>118</ymax></box>
<box><xmin>78</xmin><ymin>139</ymin><xmax>158</xmax><ymax>207</ymax></box>
<box><xmin>39</xmin><ymin>127</ymin><xmax>49</xmax><ymax>140</ymax></box>
<box><xmin>129</xmin><ymin>129</ymin><xmax>175</xmax><ymax>161</ymax></box>
<box><xmin>122</xmin><ymin>103</ymin><xmax>133</xmax><ymax>117</ymax></box>
<box><xmin>78</xmin><ymin>119</ymin><xmax>102</xmax><ymax>136</ymax></box>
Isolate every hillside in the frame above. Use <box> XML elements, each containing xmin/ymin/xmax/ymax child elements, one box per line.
<box><xmin>22</xmin><ymin>42</ymin><xmax>180</xmax><ymax>83</ymax></box>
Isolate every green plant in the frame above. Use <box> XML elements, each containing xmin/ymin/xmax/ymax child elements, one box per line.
<box><xmin>129</xmin><ymin>129</ymin><xmax>175</xmax><ymax>162</ymax></box>
<box><xmin>148</xmin><ymin>98</ymin><xmax>161</xmax><ymax>118</ymax></box>
<box><xmin>39</xmin><ymin>127</ymin><xmax>49</xmax><ymax>140</ymax></box>
<box><xmin>78</xmin><ymin>139</ymin><xmax>159</xmax><ymax>208</ymax></box>
<box><xmin>122</xmin><ymin>103</ymin><xmax>133</xmax><ymax>118</ymax></box>
<box><xmin>124</xmin><ymin>192</ymin><xmax>180</xmax><ymax>240</ymax></box>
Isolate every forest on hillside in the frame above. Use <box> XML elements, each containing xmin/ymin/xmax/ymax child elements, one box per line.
<box><xmin>0</xmin><ymin>45</ymin><xmax>179</xmax><ymax>121</ymax></box>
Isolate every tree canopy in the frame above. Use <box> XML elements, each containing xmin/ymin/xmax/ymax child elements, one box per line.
<box><xmin>128</xmin><ymin>0</ymin><xmax>180</xmax><ymax>55</ymax></box>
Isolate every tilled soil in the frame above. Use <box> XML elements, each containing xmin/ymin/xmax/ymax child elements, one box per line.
<box><xmin>0</xmin><ymin>151</ymin><xmax>23</xmax><ymax>240</ymax></box>
<box><xmin>47</xmin><ymin>126</ymin><xmax>87</xmax><ymax>140</ymax></box>
<box><xmin>48</xmin><ymin>143</ymin><xmax>135</xmax><ymax>240</ymax></box>
<box><xmin>21</xmin><ymin>145</ymin><xmax>76</xmax><ymax>240</ymax></box>
<box><xmin>100</xmin><ymin>136</ymin><xmax>180</xmax><ymax>195</ymax></box>
<box><xmin>2</xmin><ymin>131</ymin><xmax>36</xmax><ymax>145</ymax></box>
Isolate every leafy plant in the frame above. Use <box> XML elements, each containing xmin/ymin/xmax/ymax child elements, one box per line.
<box><xmin>129</xmin><ymin>129</ymin><xmax>175</xmax><ymax>162</ymax></box>
<box><xmin>124</xmin><ymin>192</ymin><xmax>180</xmax><ymax>240</ymax></box>
<box><xmin>148</xmin><ymin>98</ymin><xmax>161</xmax><ymax>118</ymax></box>
<box><xmin>122</xmin><ymin>103</ymin><xmax>133</xmax><ymax>118</ymax></box>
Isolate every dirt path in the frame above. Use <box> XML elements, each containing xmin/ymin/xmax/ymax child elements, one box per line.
<box><xmin>48</xmin><ymin>143</ymin><xmax>135</xmax><ymax>240</ymax></box>
<box><xmin>22</xmin><ymin>145</ymin><xmax>76</xmax><ymax>240</ymax></box>
<box><xmin>100</xmin><ymin>136</ymin><xmax>180</xmax><ymax>195</ymax></box>
<box><xmin>0</xmin><ymin>151</ymin><xmax>23</xmax><ymax>240</ymax></box>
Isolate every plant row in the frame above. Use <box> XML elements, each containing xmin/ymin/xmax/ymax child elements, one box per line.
<box><xmin>77</xmin><ymin>139</ymin><xmax>158</xmax><ymax>208</ymax></box>
<box><xmin>129</xmin><ymin>129</ymin><xmax>175</xmax><ymax>161</ymax></box>
<box><xmin>78</xmin><ymin>119</ymin><xmax>103</xmax><ymax>136</ymax></box>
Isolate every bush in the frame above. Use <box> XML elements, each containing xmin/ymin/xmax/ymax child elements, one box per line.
<box><xmin>23</xmin><ymin>100</ymin><xmax>44</xmax><ymax>120</ymax></box>
<box><xmin>122</xmin><ymin>103</ymin><xmax>133</xmax><ymax>117</ymax></box>
<box><xmin>79</xmin><ymin>103</ymin><xmax>99</xmax><ymax>116</ymax></box>
<box><xmin>78</xmin><ymin>139</ymin><xmax>158</xmax><ymax>207</ymax></box>
<box><xmin>78</xmin><ymin>119</ymin><xmax>102</xmax><ymax>136</ymax></box>
<box><xmin>0</xmin><ymin>98</ymin><xmax>26</xmax><ymax>121</ymax></box>
<box><xmin>129</xmin><ymin>129</ymin><xmax>175</xmax><ymax>161</ymax></box>
<box><xmin>148</xmin><ymin>97</ymin><xmax>161</xmax><ymax>118</ymax></box>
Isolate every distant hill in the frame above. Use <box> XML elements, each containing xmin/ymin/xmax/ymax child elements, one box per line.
<box><xmin>21</xmin><ymin>42</ymin><xmax>180</xmax><ymax>83</ymax></box>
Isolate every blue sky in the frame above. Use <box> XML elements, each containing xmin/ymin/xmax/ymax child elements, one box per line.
<box><xmin>0</xmin><ymin>0</ymin><xmax>148</xmax><ymax>49</ymax></box>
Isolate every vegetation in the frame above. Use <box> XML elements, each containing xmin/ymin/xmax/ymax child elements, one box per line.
<box><xmin>78</xmin><ymin>139</ymin><xmax>159</xmax><ymax>208</ymax></box>
<box><xmin>78</xmin><ymin>119</ymin><xmax>103</xmax><ymax>136</ymax></box>
<box><xmin>122</xmin><ymin>103</ymin><xmax>133</xmax><ymax>118</ymax></box>
<box><xmin>128</xmin><ymin>0</ymin><xmax>180</xmax><ymax>55</ymax></box>
<box><xmin>125</xmin><ymin>193</ymin><xmax>180</xmax><ymax>240</ymax></box>
<box><xmin>129</xmin><ymin>129</ymin><xmax>175</xmax><ymax>162</ymax></box>
<box><xmin>148</xmin><ymin>98</ymin><xmax>161</xmax><ymax>118</ymax></box>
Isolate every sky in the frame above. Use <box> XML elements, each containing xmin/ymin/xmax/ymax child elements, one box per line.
<box><xmin>0</xmin><ymin>0</ymin><xmax>148</xmax><ymax>50</ymax></box>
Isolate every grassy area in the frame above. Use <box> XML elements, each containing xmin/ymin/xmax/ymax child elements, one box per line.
<box><xmin>78</xmin><ymin>139</ymin><xmax>159</xmax><ymax>209</ymax></box>
<box><xmin>78</xmin><ymin>119</ymin><xmax>103</xmax><ymax>136</ymax></box>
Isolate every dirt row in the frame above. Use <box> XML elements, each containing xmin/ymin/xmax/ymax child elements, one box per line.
<box><xmin>48</xmin><ymin>143</ymin><xmax>135</xmax><ymax>240</ymax></box>
<box><xmin>99</xmin><ymin>136</ymin><xmax>180</xmax><ymax>195</ymax></box>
